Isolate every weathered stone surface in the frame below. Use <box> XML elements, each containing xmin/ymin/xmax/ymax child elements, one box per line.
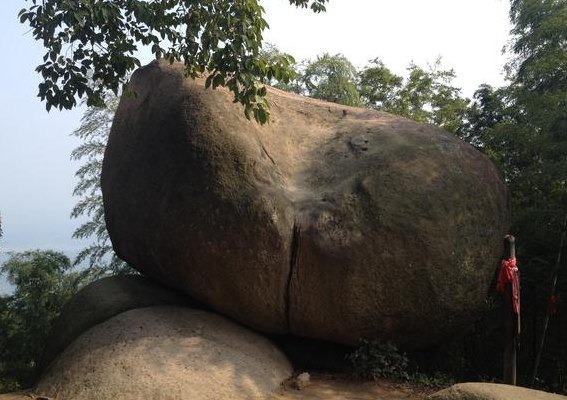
<box><xmin>429</xmin><ymin>383</ymin><xmax>567</xmax><ymax>400</ymax></box>
<box><xmin>0</xmin><ymin>393</ymin><xmax>34</xmax><ymax>400</ymax></box>
<box><xmin>41</xmin><ymin>275</ymin><xmax>191</xmax><ymax>370</ymax></box>
<box><xmin>102</xmin><ymin>60</ymin><xmax>509</xmax><ymax>348</ymax></box>
<box><xmin>37</xmin><ymin>306</ymin><xmax>292</xmax><ymax>400</ymax></box>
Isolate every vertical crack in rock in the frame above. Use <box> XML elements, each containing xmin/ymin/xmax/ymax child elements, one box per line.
<box><xmin>286</xmin><ymin>221</ymin><xmax>301</xmax><ymax>330</ymax></box>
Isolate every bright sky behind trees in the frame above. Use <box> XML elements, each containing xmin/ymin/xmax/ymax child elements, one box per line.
<box><xmin>0</xmin><ymin>0</ymin><xmax>511</xmax><ymax>257</ymax></box>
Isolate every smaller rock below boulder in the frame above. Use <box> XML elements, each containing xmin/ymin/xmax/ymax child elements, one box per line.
<box><xmin>41</xmin><ymin>274</ymin><xmax>192</xmax><ymax>370</ymax></box>
<box><xmin>429</xmin><ymin>383</ymin><xmax>567</xmax><ymax>400</ymax></box>
<box><xmin>292</xmin><ymin>372</ymin><xmax>311</xmax><ymax>390</ymax></box>
<box><xmin>37</xmin><ymin>306</ymin><xmax>293</xmax><ymax>400</ymax></box>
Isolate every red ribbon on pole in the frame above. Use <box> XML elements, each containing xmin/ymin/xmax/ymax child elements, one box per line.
<box><xmin>497</xmin><ymin>257</ymin><xmax>521</xmax><ymax>330</ymax></box>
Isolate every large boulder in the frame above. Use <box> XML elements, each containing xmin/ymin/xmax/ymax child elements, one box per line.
<box><xmin>429</xmin><ymin>383</ymin><xmax>567</xmax><ymax>400</ymax></box>
<box><xmin>40</xmin><ymin>274</ymin><xmax>192</xmax><ymax>370</ymax></box>
<box><xmin>37</xmin><ymin>306</ymin><xmax>292</xmax><ymax>400</ymax></box>
<box><xmin>102</xmin><ymin>60</ymin><xmax>509</xmax><ymax>348</ymax></box>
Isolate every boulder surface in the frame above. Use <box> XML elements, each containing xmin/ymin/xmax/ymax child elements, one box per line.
<box><xmin>102</xmin><ymin>60</ymin><xmax>509</xmax><ymax>348</ymax></box>
<box><xmin>429</xmin><ymin>383</ymin><xmax>567</xmax><ymax>400</ymax></box>
<box><xmin>40</xmin><ymin>274</ymin><xmax>191</xmax><ymax>370</ymax></box>
<box><xmin>37</xmin><ymin>306</ymin><xmax>292</xmax><ymax>400</ymax></box>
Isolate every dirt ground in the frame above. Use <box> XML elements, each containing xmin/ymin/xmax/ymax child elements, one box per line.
<box><xmin>0</xmin><ymin>374</ymin><xmax>437</xmax><ymax>400</ymax></box>
<box><xmin>280</xmin><ymin>373</ymin><xmax>436</xmax><ymax>400</ymax></box>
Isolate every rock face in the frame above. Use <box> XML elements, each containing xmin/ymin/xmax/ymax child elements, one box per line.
<box><xmin>37</xmin><ymin>306</ymin><xmax>292</xmax><ymax>400</ymax></box>
<box><xmin>40</xmin><ymin>275</ymin><xmax>191</xmax><ymax>370</ymax></box>
<box><xmin>429</xmin><ymin>383</ymin><xmax>567</xmax><ymax>400</ymax></box>
<box><xmin>102</xmin><ymin>60</ymin><xmax>509</xmax><ymax>348</ymax></box>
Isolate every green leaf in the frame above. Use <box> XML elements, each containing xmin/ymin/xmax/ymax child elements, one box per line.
<box><xmin>212</xmin><ymin>74</ymin><xmax>224</xmax><ymax>88</ymax></box>
<box><xmin>205</xmin><ymin>74</ymin><xmax>214</xmax><ymax>89</ymax></box>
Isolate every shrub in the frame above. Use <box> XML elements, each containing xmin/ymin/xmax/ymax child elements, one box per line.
<box><xmin>346</xmin><ymin>339</ymin><xmax>409</xmax><ymax>380</ymax></box>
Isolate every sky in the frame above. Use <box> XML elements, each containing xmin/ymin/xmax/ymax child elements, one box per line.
<box><xmin>0</xmin><ymin>0</ymin><xmax>512</xmax><ymax>290</ymax></box>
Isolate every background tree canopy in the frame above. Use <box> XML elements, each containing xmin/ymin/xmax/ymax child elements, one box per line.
<box><xmin>18</xmin><ymin>0</ymin><xmax>328</xmax><ymax>123</ymax></box>
<box><xmin>302</xmin><ymin>53</ymin><xmax>362</xmax><ymax>106</ymax></box>
<box><xmin>70</xmin><ymin>94</ymin><xmax>130</xmax><ymax>276</ymax></box>
<box><xmin>460</xmin><ymin>0</ymin><xmax>567</xmax><ymax>389</ymax></box>
<box><xmin>0</xmin><ymin>251</ymin><xmax>85</xmax><ymax>391</ymax></box>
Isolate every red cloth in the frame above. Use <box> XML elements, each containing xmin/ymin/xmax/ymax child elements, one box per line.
<box><xmin>496</xmin><ymin>257</ymin><xmax>520</xmax><ymax>316</ymax></box>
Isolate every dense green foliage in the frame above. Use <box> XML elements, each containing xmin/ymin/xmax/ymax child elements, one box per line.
<box><xmin>434</xmin><ymin>0</ymin><xmax>567</xmax><ymax>391</ymax></box>
<box><xmin>258</xmin><ymin>43</ymin><xmax>303</xmax><ymax>93</ymax></box>
<box><xmin>347</xmin><ymin>340</ymin><xmax>410</xmax><ymax>381</ymax></box>
<box><xmin>18</xmin><ymin>0</ymin><xmax>328</xmax><ymax>122</ymax></box>
<box><xmin>360</xmin><ymin>58</ymin><xmax>469</xmax><ymax>133</ymax></box>
<box><xmin>302</xmin><ymin>53</ymin><xmax>362</xmax><ymax>106</ymax></box>
<box><xmin>0</xmin><ymin>251</ymin><xmax>84</xmax><ymax>391</ymax></box>
<box><xmin>258</xmin><ymin>48</ymin><xmax>469</xmax><ymax>132</ymax></box>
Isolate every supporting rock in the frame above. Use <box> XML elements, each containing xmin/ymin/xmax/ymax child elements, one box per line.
<box><xmin>37</xmin><ymin>306</ymin><xmax>292</xmax><ymax>400</ymax></box>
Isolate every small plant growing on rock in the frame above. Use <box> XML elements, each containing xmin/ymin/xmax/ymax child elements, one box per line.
<box><xmin>346</xmin><ymin>339</ymin><xmax>409</xmax><ymax>380</ymax></box>
<box><xmin>410</xmin><ymin>371</ymin><xmax>455</xmax><ymax>388</ymax></box>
